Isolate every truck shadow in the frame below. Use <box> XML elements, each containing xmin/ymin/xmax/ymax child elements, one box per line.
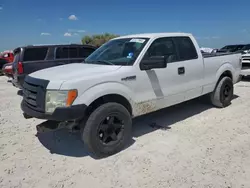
<box><xmin>36</xmin><ymin>129</ymin><xmax>89</xmax><ymax>157</ymax></box>
<box><xmin>36</xmin><ymin>95</ymin><xmax>239</xmax><ymax>158</ymax></box>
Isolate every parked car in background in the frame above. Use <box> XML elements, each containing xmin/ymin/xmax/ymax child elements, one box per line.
<box><xmin>200</xmin><ymin>47</ymin><xmax>214</xmax><ymax>53</ymax></box>
<box><xmin>200</xmin><ymin>47</ymin><xmax>218</xmax><ymax>54</ymax></box>
<box><xmin>2</xmin><ymin>62</ymin><xmax>14</xmax><ymax>78</ymax></box>
<box><xmin>20</xmin><ymin>32</ymin><xmax>242</xmax><ymax>157</ymax></box>
<box><xmin>0</xmin><ymin>51</ymin><xmax>14</xmax><ymax>63</ymax></box>
<box><xmin>241</xmin><ymin>52</ymin><xmax>250</xmax><ymax>69</ymax></box>
<box><xmin>12</xmin><ymin>44</ymin><xmax>97</xmax><ymax>88</ymax></box>
<box><xmin>237</xmin><ymin>44</ymin><xmax>250</xmax><ymax>54</ymax></box>
<box><xmin>0</xmin><ymin>58</ymin><xmax>9</xmax><ymax>75</ymax></box>
<box><xmin>217</xmin><ymin>44</ymin><xmax>244</xmax><ymax>53</ymax></box>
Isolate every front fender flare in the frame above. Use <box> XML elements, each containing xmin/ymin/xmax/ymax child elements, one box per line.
<box><xmin>73</xmin><ymin>82</ymin><xmax>135</xmax><ymax>107</ymax></box>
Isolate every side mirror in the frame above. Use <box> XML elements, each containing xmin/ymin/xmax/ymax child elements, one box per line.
<box><xmin>140</xmin><ymin>56</ymin><xmax>167</xmax><ymax>71</ymax></box>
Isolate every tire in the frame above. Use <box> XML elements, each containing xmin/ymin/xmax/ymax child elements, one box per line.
<box><xmin>81</xmin><ymin>102</ymin><xmax>132</xmax><ymax>158</ymax></box>
<box><xmin>210</xmin><ymin>76</ymin><xmax>234</xmax><ymax>108</ymax></box>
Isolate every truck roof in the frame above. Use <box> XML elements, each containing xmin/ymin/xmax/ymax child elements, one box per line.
<box><xmin>13</xmin><ymin>44</ymin><xmax>96</xmax><ymax>52</ymax></box>
<box><xmin>115</xmin><ymin>32</ymin><xmax>192</xmax><ymax>39</ymax></box>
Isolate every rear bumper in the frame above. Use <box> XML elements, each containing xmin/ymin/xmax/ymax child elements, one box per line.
<box><xmin>21</xmin><ymin>100</ymin><xmax>87</xmax><ymax>121</ymax></box>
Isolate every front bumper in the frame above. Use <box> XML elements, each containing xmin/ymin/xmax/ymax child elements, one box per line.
<box><xmin>21</xmin><ymin>100</ymin><xmax>87</xmax><ymax>121</ymax></box>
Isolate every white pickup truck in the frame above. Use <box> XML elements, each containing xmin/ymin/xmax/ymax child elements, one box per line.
<box><xmin>21</xmin><ymin>33</ymin><xmax>242</xmax><ymax>157</ymax></box>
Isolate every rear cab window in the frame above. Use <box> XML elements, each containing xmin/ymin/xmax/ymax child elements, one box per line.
<box><xmin>174</xmin><ymin>37</ymin><xmax>198</xmax><ymax>61</ymax></box>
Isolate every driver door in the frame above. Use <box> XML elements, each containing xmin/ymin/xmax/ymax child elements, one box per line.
<box><xmin>135</xmin><ymin>37</ymin><xmax>187</xmax><ymax>112</ymax></box>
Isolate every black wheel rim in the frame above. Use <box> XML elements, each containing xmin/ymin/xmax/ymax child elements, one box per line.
<box><xmin>222</xmin><ymin>83</ymin><xmax>232</xmax><ymax>101</ymax></box>
<box><xmin>97</xmin><ymin>115</ymin><xmax>125</xmax><ymax>146</ymax></box>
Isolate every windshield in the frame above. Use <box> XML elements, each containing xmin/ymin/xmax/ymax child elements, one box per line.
<box><xmin>84</xmin><ymin>37</ymin><xmax>149</xmax><ymax>66</ymax></box>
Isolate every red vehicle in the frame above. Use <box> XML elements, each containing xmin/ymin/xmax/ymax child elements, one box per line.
<box><xmin>0</xmin><ymin>51</ymin><xmax>14</xmax><ymax>77</ymax></box>
<box><xmin>2</xmin><ymin>62</ymin><xmax>14</xmax><ymax>78</ymax></box>
<box><xmin>0</xmin><ymin>51</ymin><xmax>14</xmax><ymax>63</ymax></box>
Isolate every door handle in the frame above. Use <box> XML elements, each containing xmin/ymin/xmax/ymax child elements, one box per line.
<box><xmin>178</xmin><ymin>67</ymin><xmax>185</xmax><ymax>75</ymax></box>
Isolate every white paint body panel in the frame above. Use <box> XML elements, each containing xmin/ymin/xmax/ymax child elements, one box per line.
<box><xmin>29</xmin><ymin>33</ymin><xmax>242</xmax><ymax>117</ymax></box>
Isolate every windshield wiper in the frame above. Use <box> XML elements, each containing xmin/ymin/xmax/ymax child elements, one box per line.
<box><xmin>96</xmin><ymin>60</ymin><xmax>115</xmax><ymax>65</ymax></box>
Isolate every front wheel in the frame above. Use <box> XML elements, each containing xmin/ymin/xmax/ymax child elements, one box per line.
<box><xmin>81</xmin><ymin>102</ymin><xmax>132</xmax><ymax>158</ymax></box>
<box><xmin>210</xmin><ymin>76</ymin><xmax>234</xmax><ymax>108</ymax></box>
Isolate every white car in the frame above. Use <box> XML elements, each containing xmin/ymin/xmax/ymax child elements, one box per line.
<box><xmin>21</xmin><ymin>33</ymin><xmax>242</xmax><ymax>157</ymax></box>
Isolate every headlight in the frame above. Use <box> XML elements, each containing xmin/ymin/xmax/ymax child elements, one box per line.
<box><xmin>45</xmin><ymin>90</ymin><xmax>77</xmax><ymax>113</ymax></box>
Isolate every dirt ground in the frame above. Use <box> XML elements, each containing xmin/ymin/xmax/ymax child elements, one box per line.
<box><xmin>0</xmin><ymin>76</ymin><xmax>250</xmax><ymax>188</ymax></box>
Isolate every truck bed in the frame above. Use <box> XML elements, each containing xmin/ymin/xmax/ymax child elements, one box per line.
<box><xmin>202</xmin><ymin>52</ymin><xmax>240</xmax><ymax>58</ymax></box>
<box><xmin>202</xmin><ymin>52</ymin><xmax>242</xmax><ymax>89</ymax></box>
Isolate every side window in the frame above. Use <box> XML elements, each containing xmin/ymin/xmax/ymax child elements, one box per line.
<box><xmin>144</xmin><ymin>37</ymin><xmax>177</xmax><ymax>62</ymax></box>
<box><xmin>68</xmin><ymin>47</ymin><xmax>78</xmax><ymax>58</ymax></box>
<box><xmin>56</xmin><ymin>47</ymin><xmax>69</xmax><ymax>59</ymax></box>
<box><xmin>23</xmin><ymin>47</ymin><xmax>48</xmax><ymax>61</ymax></box>
<box><xmin>79</xmin><ymin>47</ymin><xmax>95</xmax><ymax>58</ymax></box>
<box><xmin>174</xmin><ymin>37</ymin><xmax>198</xmax><ymax>61</ymax></box>
<box><xmin>56</xmin><ymin>47</ymin><xmax>94</xmax><ymax>59</ymax></box>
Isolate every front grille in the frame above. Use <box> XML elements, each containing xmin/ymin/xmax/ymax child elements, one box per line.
<box><xmin>22</xmin><ymin>76</ymin><xmax>49</xmax><ymax>112</ymax></box>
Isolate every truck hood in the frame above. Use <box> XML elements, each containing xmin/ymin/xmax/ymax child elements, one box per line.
<box><xmin>29</xmin><ymin>63</ymin><xmax>122</xmax><ymax>81</ymax></box>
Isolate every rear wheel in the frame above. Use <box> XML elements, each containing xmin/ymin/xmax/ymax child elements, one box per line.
<box><xmin>81</xmin><ymin>102</ymin><xmax>132</xmax><ymax>158</ymax></box>
<box><xmin>210</xmin><ymin>76</ymin><xmax>234</xmax><ymax>108</ymax></box>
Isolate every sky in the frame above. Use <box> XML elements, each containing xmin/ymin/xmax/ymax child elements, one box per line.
<box><xmin>0</xmin><ymin>0</ymin><xmax>250</xmax><ymax>51</ymax></box>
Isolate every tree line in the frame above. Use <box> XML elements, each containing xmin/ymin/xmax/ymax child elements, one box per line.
<box><xmin>82</xmin><ymin>33</ymin><xmax>119</xmax><ymax>47</ymax></box>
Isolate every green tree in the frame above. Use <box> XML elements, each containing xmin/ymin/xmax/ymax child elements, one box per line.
<box><xmin>82</xmin><ymin>33</ymin><xmax>119</xmax><ymax>47</ymax></box>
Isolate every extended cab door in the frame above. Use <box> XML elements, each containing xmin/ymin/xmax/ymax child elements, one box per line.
<box><xmin>136</xmin><ymin>36</ymin><xmax>203</xmax><ymax>111</ymax></box>
<box><xmin>172</xmin><ymin>36</ymin><xmax>204</xmax><ymax>100</ymax></box>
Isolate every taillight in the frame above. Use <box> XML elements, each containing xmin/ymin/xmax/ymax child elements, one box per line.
<box><xmin>17</xmin><ymin>62</ymin><xmax>23</xmax><ymax>74</ymax></box>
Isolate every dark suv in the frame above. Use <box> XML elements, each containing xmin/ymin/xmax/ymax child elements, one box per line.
<box><xmin>12</xmin><ymin>44</ymin><xmax>97</xmax><ymax>88</ymax></box>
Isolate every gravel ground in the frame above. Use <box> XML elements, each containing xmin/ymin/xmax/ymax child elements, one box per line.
<box><xmin>0</xmin><ymin>76</ymin><xmax>250</xmax><ymax>188</ymax></box>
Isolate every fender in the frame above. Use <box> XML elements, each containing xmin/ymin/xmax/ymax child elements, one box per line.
<box><xmin>73</xmin><ymin>82</ymin><xmax>135</xmax><ymax>107</ymax></box>
<box><xmin>214</xmin><ymin>62</ymin><xmax>235</xmax><ymax>87</ymax></box>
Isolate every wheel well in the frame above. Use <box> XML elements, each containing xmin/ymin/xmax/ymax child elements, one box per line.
<box><xmin>220</xmin><ymin>70</ymin><xmax>233</xmax><ymax>80</ymax></box>
<box><xmin>214</xmin><ymin>70</ymin><xmax>233</xmax><ymax>90</ymax></box>
<box><xmin>85</xmin><ymin>94</ymin><xmax>132</xmax><ymax>117</ymax></box>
